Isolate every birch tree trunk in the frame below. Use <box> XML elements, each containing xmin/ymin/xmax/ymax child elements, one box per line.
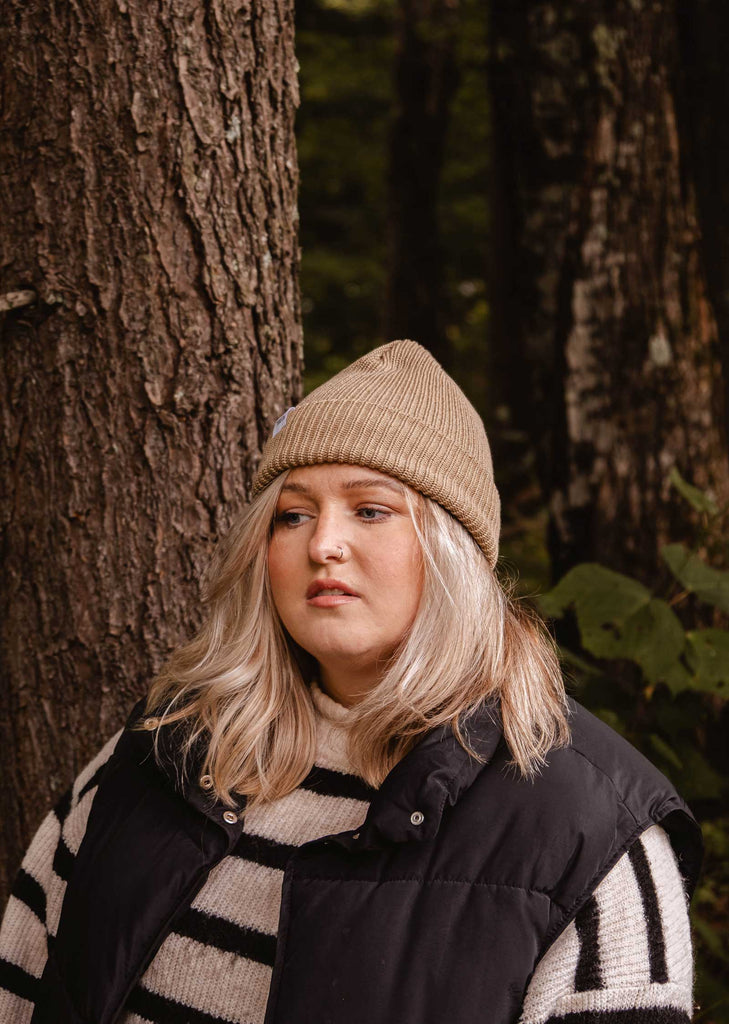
<box><xmin>385</xmin><ymin>0</ymin><xmax>459</xmax><ymax>366</ymax></box>
<box><xmin>489</xmin><ymin>0</ymin><xmax>729</xmax><ymax>582</ymax></box>
<box><xmin>0</xmin><ymin>0</ymin><xmax>301</xmax><ymax>901</ymax></box>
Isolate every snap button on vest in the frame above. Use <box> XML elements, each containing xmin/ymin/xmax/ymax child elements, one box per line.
<box><xmin>200</xmin><ymin>774</ymin><xmax>214</xmax><ymax>790</ymax></box>
<box><xmin>410</xmin><ymin>810</ymin><xmax>424</xmax><ymax>825</ymax></box>
<box><xmin>142</xmin><ymin>717</ymin><xmax>159</xmax><ymax>731</ymax></box>
<box><xmin>222</xmin><ymin>810</ymin><xmax>238</xmax><ymax>825</ymax></box>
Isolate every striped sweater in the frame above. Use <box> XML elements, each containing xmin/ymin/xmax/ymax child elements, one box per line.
<box><xmin>0</xmin><ymin>684</ymin><xmax>694</xmax><ymax>1024</ymax></box>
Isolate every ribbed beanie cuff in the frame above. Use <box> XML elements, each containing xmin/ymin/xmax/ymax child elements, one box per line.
<box><xmin>252</xmin><ymin>340</ymin><xmax>500</xmax><ymax>566</ymax></box>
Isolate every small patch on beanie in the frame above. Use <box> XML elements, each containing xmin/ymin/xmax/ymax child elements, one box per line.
<box><xmin>272</xmin><ymin>406</ymin><xmax>296</xmax><ymax>437</ymax></box>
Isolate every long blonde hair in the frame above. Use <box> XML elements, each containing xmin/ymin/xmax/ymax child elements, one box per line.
<box><xmin>145</xmin><ymin>472</ymin><xmax>569</xmax><ymax>808</ymax></box>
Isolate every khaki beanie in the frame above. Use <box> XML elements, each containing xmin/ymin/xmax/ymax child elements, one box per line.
<box><xmin>253</xmin><ymin>340</ymin><xmax>501</xmax><ymax>566</ymax></box>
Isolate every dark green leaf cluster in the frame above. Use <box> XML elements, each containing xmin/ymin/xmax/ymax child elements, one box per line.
<box><xmin>539</xmin><ymin>550</ymin><xmax>729</xmax><ymax>698</ymax></box>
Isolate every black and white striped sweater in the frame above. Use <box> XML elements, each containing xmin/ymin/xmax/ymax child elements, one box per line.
<box><xmin>0</xmin><ymin>684</ymin><xmax>694</xmax><ymax>1024</ymax></box>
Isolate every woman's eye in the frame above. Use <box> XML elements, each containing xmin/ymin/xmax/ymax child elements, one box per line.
<box><xmin>275</xmin><ymin>511</ymin><xmax>310</xmax><ymax>527</ymax></box>
<box><xmin>357</xmin><ymin>507</ymin><xmax>389</xmax><ymax>521</ymax></box>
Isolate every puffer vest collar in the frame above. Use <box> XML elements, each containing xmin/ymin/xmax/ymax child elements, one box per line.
<box><xmin>153</xmin><ymin>697</ymin><xmax>504</xmax><ymax>849</ymax></box>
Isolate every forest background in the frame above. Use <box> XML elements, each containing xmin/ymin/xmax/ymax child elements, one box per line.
<box><xmin>1</xmin><ymin>0</ymin><xmax>728</xmax><ymax>1019</ymax></box>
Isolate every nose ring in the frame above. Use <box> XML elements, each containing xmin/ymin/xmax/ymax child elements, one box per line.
<box><xmin>336</xmin><ymin>546</ymin><xmax>343</xmax><ymax>560</ymax></box>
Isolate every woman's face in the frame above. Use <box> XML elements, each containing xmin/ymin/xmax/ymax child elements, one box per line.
<box><xmin>267</xmin><ymin>463</ymin><xmax>424</xmax><ymax>704</ymax></box>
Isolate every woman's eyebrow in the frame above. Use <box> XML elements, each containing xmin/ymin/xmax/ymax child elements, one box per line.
<box><xmin>280</xmin><ymin>481</ymin><xmax>311</xmax><ymax>494</ymax></box>
<box><xmin>342</xmin><ymin>477</ymin><xmax>403</xmax><ymax>493</ymax></box>
<box><xmin>280</xmin><ymin>477</ymin><xmax>403</xmax><ymax>495</ymax></box>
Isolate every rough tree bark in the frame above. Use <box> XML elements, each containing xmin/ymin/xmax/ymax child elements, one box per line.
<box><xmin>489</xmin><ymin>0</ymin><xmax>729</xmax><ymax>582</ymax></box>
<box><xmin>0</xmin><ymin>0</ymin><xmax>302</xmax><ymax>902</ymax></box>
<box><xmin>385</xmin><ymin>0</ymin><xmax>459</xmax><ymax>367</ymax></box>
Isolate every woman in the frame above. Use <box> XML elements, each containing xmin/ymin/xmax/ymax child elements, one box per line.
<box><xmin>0</xmin><ymin>340</ymin><xmax>702</xmax><ymax>1024</ymax></box>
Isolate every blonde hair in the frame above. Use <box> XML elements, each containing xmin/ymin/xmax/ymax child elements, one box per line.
<box><xmin>145</xmin><ymin>473</ymin><xmax>569</xmax><ymax>808</ymax></box>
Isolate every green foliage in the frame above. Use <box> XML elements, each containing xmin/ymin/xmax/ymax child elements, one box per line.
<box><xmin>538</xmin><ymin>478</ymin><xmax>729</xmax><ymax>1020</ymax></box>
<box><xmin>669</xmin><ymin>466</ymin><xmax>721</xmax><ymax>517</ymax></box>
<box><xmin>662</xmin><ymin>543</ymin><xmax>729</xmax><ymax>615</ymax></box>
<box><xmin>539</xmin><ymin>550</ymin><xmax>729</xmax><ymax>699</ymax></box>
<box><xmin>686</xmin><ymin>631</ymin><xmax>729</xmax><ymax>694</ymax></box>
<box><xmin>539</xmin><ymin>564</ymin><xmax>695</xmax><ymax>695</ymax></box>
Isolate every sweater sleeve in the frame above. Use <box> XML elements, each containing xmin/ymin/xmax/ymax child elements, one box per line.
<box><xmin>519</xmin><ymin>824</ymin><xmax>694</xmax><ymax>1024</ymax></box>
<box><xmin>0</xmin><ymin>729</ymin><xmax>122</xmax><ymax>1022</ymax></box>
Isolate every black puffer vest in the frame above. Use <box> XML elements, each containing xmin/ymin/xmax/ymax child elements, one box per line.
<box><xmin>32</xmin><ymin>698</ymin><xmax>702</xmax><ymax>1024</ymax></box>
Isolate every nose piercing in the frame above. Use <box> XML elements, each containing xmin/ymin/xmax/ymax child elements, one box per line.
<box><xmin>336</xmin><ymin>546</ymin><xmax>343</xmax><ymax>560</ymax></box>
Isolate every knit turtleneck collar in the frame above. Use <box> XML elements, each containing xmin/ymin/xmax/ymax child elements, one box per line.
<box><xmin>309</xmin><ymin>680</ymin><xmax>359</xmax><ymax>775</ymax></box>
<box><xmin>309</xmin><ymin>680</ymin><xmax>354</xmax><ymax>724</ymax></box>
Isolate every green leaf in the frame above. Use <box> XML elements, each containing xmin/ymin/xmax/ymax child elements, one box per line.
<box><xmin>647</xmin><ymin>733</ymin><xmax>684</xmax><ymax>771</ymax></box>
<box><xmin>555</xmin><ymin>645</ymin><xmax>604</xmax><ymax>677</ymax></box>
<box><xmin>668</xmin><ymin>467</ymin><xmax>720</xmax><ymax>516</ymax></box>
<box><xmin>538</xmin><ymin>564</ymin><xmax>650</xmax><ymax>627</ymax></box>
<box><xmin>659</xmin><ymin>662</ymin><xmax>696</xmax><ymax>696</ymax></box>
<box><xmin>661</xmin><ymin>544</ymin><xmax>729</xmax><ymax>613</ymax></box>
<box><xmin>685</xmin><ymin>630</ymin><xmax>729</xmax><ymax>694</ymax></box>
<box><xmin>611</xmin><ymin>598</ymin><xmax>690</xmax><ymax>692</ymax></box>
<box><xmin>539</xmin><ymin>565</ymin><xmax>690</xmax><ymax>690</ymax></box>
<box><xmin>536</xmin><ymin>569</ymin><xmax>692</xmax><ymax>688</ymax></box>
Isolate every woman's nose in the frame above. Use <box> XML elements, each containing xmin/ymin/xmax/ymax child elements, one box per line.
<box><xmin>308</xmin><ymin>513</ymin><xmax>348</xmax><ymax>564</ymax></box>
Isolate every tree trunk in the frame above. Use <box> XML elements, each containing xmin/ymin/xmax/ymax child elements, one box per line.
<box><xmin>0</xmin><ymin>0</ymin><xmax>301</xmax><ymax>902</ymax></box>
<box><xmin>489</xmin><ymin>0</ymin><xmax>729</xmax><ymax>582</ymax></box>
<box><xmin>385</xmin><ymin>0</ymin><xmax>459</xmax><ymax>367</ymax></box>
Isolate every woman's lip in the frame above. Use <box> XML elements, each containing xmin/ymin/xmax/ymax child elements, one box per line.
<box><xmin>307</xmin><ymin>594</ymin><xmax>360</xmax><ymax>608</ymax></box>
<box><xmin>305</xmin><ymin>579</ymin><xmax>359</xmax><ymax>599</ymax></box>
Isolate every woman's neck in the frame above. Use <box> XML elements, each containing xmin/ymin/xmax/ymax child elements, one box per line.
<box><xmin>316</xmin><ymin>663</ymin><xmax>382</xmax><ymax>707</ymax></box>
